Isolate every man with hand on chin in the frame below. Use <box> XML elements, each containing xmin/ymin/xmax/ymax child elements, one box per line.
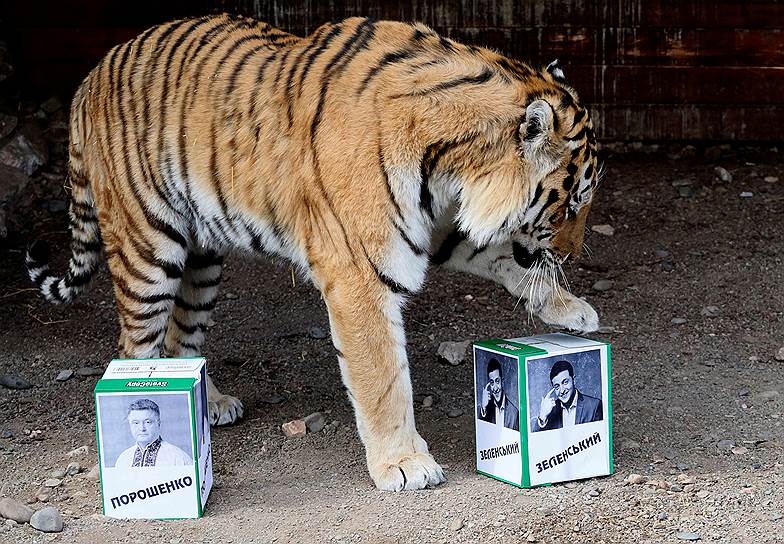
<box><xmin>478</xmin><ymin>358</ymin><xmax>520</xmax><ymax>431</ymax></box>
<box><xmin>534</xmin><ymin>360</ymin><xmax>602</xmax><ymax>432</ymax></box>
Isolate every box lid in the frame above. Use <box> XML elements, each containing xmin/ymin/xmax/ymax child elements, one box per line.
<box><xmin>506</xmin><ymin>332</ymin><xmax>607</xmax><ymax>354</ymax></box>
<box><xmin>94</xmin><ymin>358</ymin><xmax>206</xmax><ymax>393</ymax></box>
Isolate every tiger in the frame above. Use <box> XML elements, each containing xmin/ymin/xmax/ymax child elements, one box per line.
<box><xmin>26</xmin><ymin>14</ymin><xmax>601</xmax><ymax>491</ymax></box>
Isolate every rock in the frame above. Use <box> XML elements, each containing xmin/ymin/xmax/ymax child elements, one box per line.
<box><xmin>259</xmin><ymin>394</ymin><xmax>287</xmax><ymax>405</ymax></box>
<box><xmin>303</xmin><ymin>412</ymin><xmax>326</xmax><ymax>433</ymax></box>
<box><xmin>76</xmin><ymin>367</ymin><xmax>103</xmax><ymax>377</ymax></box>
<box><xmin>447</xmin><ymin>408</ymin><xmax>463</xmax><ymax>418</ymax></box>
<box><xmin>770</xmin><ymin>512</ymin><xmax>783</xmax><ymax>522</ymax></box>
<box><xmin>714</xmin><ymin>166</ymin><xmax>732</xmax><ymax>183</ymax></box>
<box><xmin>84</xmin><ymin>465</ymin><xmax>99</xmax><ymax>481</ymax></box>
<box><xmin>669</xmin><ymin>484</ymin><xmax>683</xmax><ymax>492</ymax></box>
<box><xmin>677</xmin><ymin>185</ymin><xmax>695</xmax><ymax>198</ymax></box>
<box><xmin>34</xmin><ymin>487</ymin><xmax>53</xmax><ymax>502</ymax></box>
<box><xmin>42</xmin><ymin>479</ymin><xmax>61</xmax><ymax>488</ymax></box>
<box><xmin>437</xmin><ymin>340</ymin><xmax>471</xmax><ymax>366</ymax></box>
<box><xmin>592</xmin><ymin>280</ymin><xmax>614</xmax><ymax>292</ymax></box>
<box><xmin>671</xmin><ymin>317</ymin><xmax>687</xmax><ymax>325</ymax></box>
<box><xmin>307</xmin><ymin>326</ymin><xmax>328</xmax><ymax>339</ymax></box>
<box><xmin>40</xmin><ymin>97</ymin><xmax>63</xmax><ymax>115</ymax></box>
<box><xmin>0</xmin><ymin>374</ymin><xmax>32</xmax><ymax>390</ymax></box>
<box><xmin>662</xmin><ymin>447</ymin><xmax>676</xmax><ymax>460</ymax></box>
<box><xmin>0</xmin><ymin>163</ymin><xmax>31</xmax><ymax>203</ymax></box>
<box><xmin>739</xmin><ymin>191</ymin><xmax>753</xmax><ymax>198</ymax></box>
<box><xmin>0</xmin><ymin>112</ymin><xmax>17</xmax><ymax>139</ymax></box>
<box><xmin>717</xmin><ymin>439</ymin><xmax>735</xmax><ymax>451</ymax></box>
<box><xmin>48</xmin><ymin>468</ymin><xmax>66</xmax><ymax>479</ymax></box>
<box><xmin>0</xmin><ymin>125</ymin><xmax>49</xmax><ymax>176</ymax></box>
<box><xmin>281</xmin><ymin>420</ymin><xmax>306</xmax><ymax>438</ymax></box>
<box><xmin>764</xmin><ymin>176</ymin><xmax>779</xmax><ymax>183</ymax></box>
<box><xmin>422</xmin><ymin>395</ymin><xmax>434</xmax><ymax>408</ymax></box>
<box><xmin>449</xmin><ymin>518</ymin><xmax>464</xmax><ymax>531</ymax></box>
<box><xmin>670</xmin><ymin>178</ymin><xmax>692</xmax><ymax>188</ymax></box>
<box><xmin>67</xmin><ymin>445</ymin><xmax>88</xmax><ymax>457</ymax></box>
<box><xmin>676</xmin><ymin>474</ymin><xmax>695</xmax><ymax>485</ymax></box>
<box><xmin>55</xmin><ymin>370</ymin><xmax>73</xmax><ymax>382</ymax></box>
<box><xmin>0</xmin><ymin>497</ymin><xmax>34</xmax><ymax>523</ymax></box>
<box><xmin>591</xmin><ymin>224</ymin><xmax>614</xmax><ymax>236</ymax></box>
<box><xmin>654</xmin><ymin>248</ymin><xmax>671</xmax><ymax>258</ymax></box>
<box><xmin>696</xmin><ymin>490</ymin><xmax>710</xmax><ymax>499</ymax></box>
<box><xmin>625</xmin><ymin>473</ymin><xmax>646</xmax><ymax>485</ymax></box>
<box><xmin>676</xmin><ymin>462</ymin><xmax>690</xmax><ymax>471</ymax></box>
<box><xmin>657</xmin><ymin>512</ymin><xmax>668</xmax><ymax>521</ymax></box>
<box><xmin>700</xmin><ymin>306</ymin><xmax>720</xmax><ymax>317</ymax></box>
<box><xmin>1</xmin><ymin>431</ymin><xmax>12</xmax><ymax>439</ymax></box>
<box><xmin>587</xmin><ymin>489</ymin><xmax>600</xmax><ymax>497</ymax></box>
<box><xmin>224</xmin><ymin>292</ymin><xmax>238</xmax><ymax>300</ymax></box>
<box><xmin>731</xmin><ymin>446</ymin><xmax>749</xmax><ymax>455</ymax></box>
<box><xmin>30</xmin><ymin>506</ymin><xmax>63</xmax><ymax>533</ymax></box>
<box><xmin>775</xmin><ymin>347</ymin><xmax>784</xmax><ymax>362</ymax></box>
<box><xmin>758</xmin><ymin>390</ymin><xmax>780</xmax><ymax>402</ymax></box>
<box><xmin>5</xmin><ymin>518</ymin><xmax>17</xmax><ymax>527</ymax></box>
<box><xmin>676</xmin><ymin>532</ymin><xmax>700</xmax><ymax>541</ymax></box>
<box><xmin>65</xmin><ymin>462</ymin><xmax>81</xmax><ymax>476</ymax></box>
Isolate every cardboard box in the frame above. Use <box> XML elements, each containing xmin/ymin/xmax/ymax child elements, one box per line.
<box><xmin>94</xmin><ymin>358</ymin><xmax>213</xmax><ymax>519</ymax></box>
<box><xmin>473</xmin><ymin>333</ymin><xmax>612</xmax><ymax>487</ymax></box>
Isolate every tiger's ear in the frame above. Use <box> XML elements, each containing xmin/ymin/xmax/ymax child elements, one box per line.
<box><xmin>519</xmin><ymin>99</ymin><xmax>561</xmax><ymax>176</ymax></box>
<box><xmin>546</xmin><ymin>59</ymin><xmax>566</xmax><ymax>82</ymax></box>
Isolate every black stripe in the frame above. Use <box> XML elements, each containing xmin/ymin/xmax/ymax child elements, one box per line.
<box><xmin>529</xmin><ymin>183</ymin><xmax>544</xmax><ymax>210</ymax></box>
<box><xmin>357</xmin><ymin>49</ymin><xmax>415</xmax><ymax>96</ymax></box>
<box><xmin>430</xmin><ymin>230</ymin><xmax>466</xmax><ymax>265</ymax></box>
<box><xmin>130</xmin><ymin>327</ymin><xmax>165</xmax><ymax>346</ymax></box>
<box><xmin>467</xmin><ymin>244</ymin><xmax>488</xmax><ymax>262</ymax></box>
<box><xmin>116</xmin><ymin>298</ymin><xmax>168</xmax><ymax>322</ymax></box>
<box><xmin>107</xmin><ymin>250</ymin><xmax>158</xmax><ymax>285</ymax></box>
<box><xmin>395</xmin><ymin>224</ymin><xmax>426</xmax><ymax>256</ymax></box>
<box><xmin>396</xmin><ymin>68</ymin><xmax>494</xmax><ymax>98</ymax></box>
<box><xmin>571</xmin><ymin>108</ymin><xmax>586</xmax><ymax>129</ymax></box>
<box><xmin>565</xmin><ymin>126</ymin><xmax>586</xmax><ymax>142</ymax></box>
<box><xmin>31</xmin><ymin>269</ymin><xmax>52</xmax><ymax>287</ymax></box>
<box><xmin>116</xmin><ymin>277</ymin><xmax>175</xmax><ymax>305</ymax></box>
<box><xmin>248</xmin><ymin>50</ymin><xmax>281</xmax><ymax>119</ymax></box>
<box><xmin>531</xmin><ymin>189</ymin><xmax>560</xmax><ymax>227</ymax></box>
<box><xmin>64</xmin><ymin>270</ymin><xmax>92</xmax><ymax>288</ymax></box>
<box><xmin>272</xmin><ymin>49</ymin><xmax>293</xmax><ymax>89</ymax></box>
<box><xmin>399</xmin><ymin>467</ymin><xmax>408</xmax><ymax>489</ymax></box>
<box><xmin>173</xmin><ymin>317</ymin><xmax>202</xmax><ymax>335</ymax></box>
<box><xmin>174</xmin><ymin>296</ymin><xmax>217</xmax><ymax>313</ymax></box>
<box><xmin>296</xmin><ymin>25</ymin><xmax>340</xmax><ymax>95</ymax></box>
<box><xmin>227</xmin><ymin>44</ymin><xmax>272</xmax><ymax>96</ymax></box>
<box><xmin>177</xmin><ymin>340</ymin><xmax>201</xmax><ymax>351</ymax></box>
<box><xmin>48</xmin><ymin>279</ymin><xmax>65</xmax><ymax>303</ymax></box>
<box><xmin>191</xmin><ymin>275</ymin><xmax>223</xmax><ymax>289</ymax></box>
<box><xmin>185</xmin><ymin>252</ymin><xmax>223</xmax><ymax>269</ymax></box>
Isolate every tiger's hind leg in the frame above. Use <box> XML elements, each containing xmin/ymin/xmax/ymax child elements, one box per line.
<box><xmin>163</xmin><ymin>249</ymin><xmax>244</xmax><ymax>426</ymax></box>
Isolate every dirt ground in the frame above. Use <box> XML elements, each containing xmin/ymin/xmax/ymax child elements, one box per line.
<box><xmin>1</xmin><ymin>151</ymin><xmax>783</xmax><ymax>544</ymax></box>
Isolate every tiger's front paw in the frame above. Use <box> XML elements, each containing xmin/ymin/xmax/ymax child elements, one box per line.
<box><xmin>535</xmin><ymin>293</ymin><xmax>599</xmax><ymax>333</ymax></box>
<box><xmin>208</xmin><ymin>393</ymin><xmax>244</xmax><ymax>426</ymax></box>
<box><xmin>369</xmin><ymin>452</ymin><xmax>446</xmax><ymax>491</ymax></box>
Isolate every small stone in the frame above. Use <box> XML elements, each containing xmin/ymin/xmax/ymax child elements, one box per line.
<box><xmin>657</xmin><ymin>512</ymin><xmax>668</xmax><ymax>521</ymax></box>
<box><xmin>55</xmin><ymin>370</ymin><xmax>73</xmax><ymax>382</ymax></box>
<box><xmin>596</xmin><ymin>325</ymin><xmax>614</xmax><ymax>334</ymax></box>
<box><xmin>303</xmin><ymin>412</ymin><xmax>326</xmax><ymax>433</ymax></box>
<box><xmin>42</xmin><ymin>479</ymin><xmax>61</xmax><ymax>488</ymax></box>
<box><xmin>527</xmin><ymin>534</ymin><xmax>538</xmax><ymax>543</ymax></box>
<box><xmin>654</xmin><ymin>248</ymin><xmax>671</xmax><ymax>258</ymax></box>
<box><xmin>5</xmin><ymin>519</ymin><xmax>17</xmax><ymax>527</ymax></box>
<box><xmin>259</xmin><ymin>394</ymin><xmax>286</xmax><ymax>405</ymax></box>
<box><xmin>437</xmin><ymin>340</ymin><xmax>471</xmax><ymax>366</ymax></box>
<box><xmin>65</xmin><ymin>462</ymin><xmax>81</xmax><ymax>476</ymax></box>
<box><xmin>35</xmin><ymin>487</ymin><xmax>53</xmax><ymax>502</ymax></box>
<box><xmin>0</xmin><ymin>128</ymin><xmax>49</xmax><ymax>176</ymax></box>
<box><xmin>591</xmin><ymin>224</ymin><xmax>615</xmax><ymax>236</ymax></box>
<box><xmin>676</xmin><ymin>474</ymin><xmax>695</xmax><ymax>484</ymax></box>
<box><xmin>449</xmin><ymin>518</ymin><xmax>464</xmax><ymax>531</ymax></box>
<box><xmin>72</xmin><ymin>491</ymin><xmax>88</xmax><ymax>499</ymax></box>
<box><xmin>670</xmin><ymin>178</ymin><xmax>692</xmax><ymax>188</ymax></box>
<box><xmin>588</xmin><ymin>489</ymin><xmax>600</xmax><ymax>497</ymax></box>
<box><xmin>0</xmin><ymin>497</ymin><xmax>34</xmax><ymax>523</ymax></box>
<box><xmin>770</xmin><ymin>512</ymin><xmax>783</xmax><ymax>521</ymax></box>
<box><xmin>758</xmin><ymin>390</ymin><xmax>780</xmax><ymax>402</ymax></box>
<box><xmin>764</xmin><ymin>176</ymin><xmax>779</xmax><ymax>183</ymax></box>
<box><xmin>75</xmin><ymin>367</ymin><xmax>103</xmax><ymax>377</ymax></box>
<box><xmin>714</xmin><ymin>166</ymin><xmax>732</xmax><ymax>183</ymax></box>
<box><xmin>67</xmin><ymin>445</ymin><xmax>88</xmax><ymax>457</ymax></box>
<box><xmin>447</xmin><ymin>408</ymin><xmax>463</xmax><ymax>418</ymax></box>
<box><xmin>463</xmin><ymin>294</ymin><xmax>474</xmax><ymax>301</ymax></box>
<box><xmin>30</xmin><ymin>506</ymin><xmax>63</xmax><ymax>533</ymax></box>
<box><xmin>717</xmin><ymin>439</ymin><xmax>735</xmax><ymax>451</ymax></box>
<box><xmin>0</xmin><ymin>113</ymin><xmax>17</xmax><ymax>139</ymax></box>
<box><xmin>1</xmin><ymin>431</ymin><xmax>12</xmax><ymax>439</ymax></box>
<box><xmin>48</xmin><ymin>468</ymin><xmax>66</xmax><ymax>479</ymax></box>
<box><xmin>84</xmin><ymin>465</ymin><xmax>99</xmax><ymax>481</ymax></box>
<box><xmin>40</xmin><ymin>97</ymin><xmax>63</xmax><ymax>114</ymax></box>
<box><xmin>307</xmin><ymin>326</ymin><xmax>328</xmax><ymax>340</ymax></box>
<box><xmin>696</xmin><ymin>490</ymin><xmax>710</xmax><ymax>499</ymax></box>
<box><xmin>422</xmin><ymin>395</ymin><xmax>434</xmax><ymax>408</ymax></box>
<box><xmin>662</xmin><ymin>447</ymin><xmax>676</xmax><ymax>460</ymax></box>
<box><xmin>669</xmin><ymin>484</ymin><xmax>683</xmax><ymax>492</ymax></box>
<box><xmin>677</xmin><ymin>185</ymin><xmax>694</xmax><ymax>198</ymax></box>
<box><xmin>281</xmin><ymin>420</ymin><xmax>306</xmax><ymax>438</ymax></box>
<box><xmin>676</xmin><ymin>532</ymin><xmax>700</xmax><ymax>541</ymax></box>
<box><xmin>739</xmin><ymin>191</ymin><xmax>753</xmax><ymax>198</ymax></box>
<box><xmin>592</xmin><ymin>280</ymin><xmax>614</xmax><ymax>292</ymax></box>
<box><xmin>0</xmin><ymin>374</ymin><xmax>33</xmax><ymax>390</ymax></box>
<box><xmin>731</xmin><ymin>446</ymin><xmax>749</xmax><ymax>455</ymax></box>
<box><xmin>676</xmin><ymin>462</ymin><xmax>690</xmax><ymax>471</ymax></box>
<box><xmin>700</xmin><ymin>305</ymin><xmax>720</xmax><ymax>317</ymax></box>
<box><xmin>670</xmin><ymin>317</ymin><xmax>687</xmax><ymax>324</ymax></box>
<box><xmin>775</xmin><ymin>347</ymin><xmax>784</xmax><ymax>362</ymax></box>
<box><xmin>626</xmin><ymin>473</ymin><xmax>646</xmax><ymax>485</ymax></box>
<box><xmin>224</xmin><ymin>292</ymin><xmax>238</xmax><ymax>300</ymax></box>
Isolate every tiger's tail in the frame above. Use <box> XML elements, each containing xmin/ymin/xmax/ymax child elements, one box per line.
<box><xmin>26</xmin><ymin>89</ymin><xmax>102</xmax><ymax>304</ymax></box>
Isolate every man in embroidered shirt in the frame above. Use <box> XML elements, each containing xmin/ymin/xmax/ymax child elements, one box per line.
<box><xmin>115</xmin><ymin>399</ymin><xmax>192</xmax><ymax>467</ymax></box>
<box><xmin>533</xmin><ymin>360</ymin><xmax>602</xmax><ymax>432</ymax></box>
<box><xmin>478</xmin><ymin>358</ymin><xmax>520</xmax><ymax>431</ymax></box>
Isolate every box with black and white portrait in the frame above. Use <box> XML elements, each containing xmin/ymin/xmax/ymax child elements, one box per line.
<box><xmin>94</xmin><ymin>358</ymin><xmax>212</xmax><ymax>519</ymax></box>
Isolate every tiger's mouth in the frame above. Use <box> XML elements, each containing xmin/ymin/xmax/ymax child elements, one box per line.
<box><xmin>512</xmin><ymin>242</ymin><xmax>544</xmax><ymax>268</ymax></box>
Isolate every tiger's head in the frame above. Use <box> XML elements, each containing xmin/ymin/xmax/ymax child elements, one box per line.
<box><xmin>439</xmin><ymin>59</ymin><xmax>600</xmax><ymax>272</ymax></box>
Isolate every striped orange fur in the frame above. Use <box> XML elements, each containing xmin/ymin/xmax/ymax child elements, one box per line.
<box><xmin>27</xmin><ymin>14</ymin><xmax>601</xmax><ymax>490</ymax></box>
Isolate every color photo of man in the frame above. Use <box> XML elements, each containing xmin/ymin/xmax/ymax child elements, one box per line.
<box><xmin>478</xmin><ymin>358</ymin><xmax>520</xmax><ymax>431</ymax></box>
<box><xmin>533</xmin><ymin>360</ymin><xmax>602</xmax><ymax>432</ymax></box>
<box><xmin>115</xmin><ymin>398</ymin><xmax>193</xmax><ymax>467</ymax></box>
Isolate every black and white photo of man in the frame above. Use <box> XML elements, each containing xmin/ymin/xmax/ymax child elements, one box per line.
<box><xmin>533</xmin><ymin>360</ymin><xmax>602</xmax><ymax>432</ymax></box>
<box><xmin>115</xmin><ymin>398</ymin><xmax>193</xmax><ymax>467</ymax></box>
<box><xmin>478</xmin><ymin>357</ymin><xmax>520</xmax><ymax>431</ymax></box>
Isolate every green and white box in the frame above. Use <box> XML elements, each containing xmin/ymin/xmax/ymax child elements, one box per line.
<box><xmin>473</xmin><ymin>333</ymin><xmax>612</xmax><ymax>488</ymax></box>
<box><xmin>94</xmin><ymin>358</ymin><xmax>213</xmax><ymax>519</ymax></box>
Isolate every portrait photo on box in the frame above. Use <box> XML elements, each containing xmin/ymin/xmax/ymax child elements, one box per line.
<box><xmin>474</xmin><ymin>349</ymin><xmax>520</xmax><ymax>432</ymax></box>
<box><xmin>98</xmin><ymin>393</ymin><xmax>194</xmax><ymax>468</ymax></box>
<box><xmin>527</xmin><ymin>349</ymin><xmax>603</xmax><ymax>433</ymax></box>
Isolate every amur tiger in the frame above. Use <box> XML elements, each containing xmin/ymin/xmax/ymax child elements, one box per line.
<box><xmin>27</xmin><ymin>14</ymin><xmax>601</xmax><ymax>491</ymax></box>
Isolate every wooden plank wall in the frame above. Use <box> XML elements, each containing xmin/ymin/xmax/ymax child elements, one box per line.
<box><xmin>3</xmin><ymin>1</ymin><xmax>783</xmax><ymax>141</ymax></box>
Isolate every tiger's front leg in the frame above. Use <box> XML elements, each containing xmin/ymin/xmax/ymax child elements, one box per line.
<box><xmin>319</xmin><ymin>272</ymin><xmax>445</xmax><ymax>491</ymax></box>
<box><xmin>433</xmin><ymin>234</ymin><xmax>599</xmax><ymax>333</ymax></box>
